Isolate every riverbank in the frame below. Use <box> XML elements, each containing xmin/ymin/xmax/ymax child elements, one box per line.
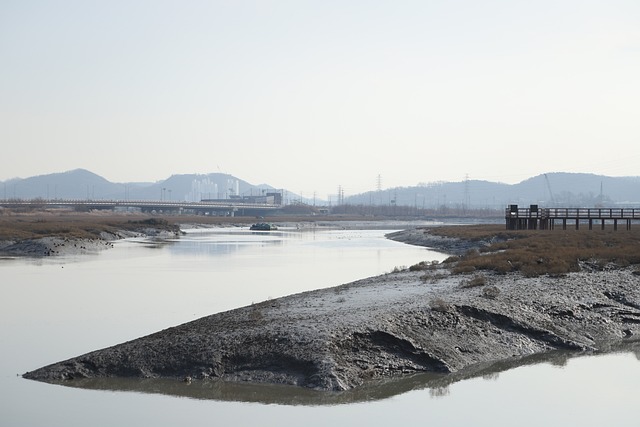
<box><xmin>386</xmin><ymin>227</ymin><xmax>491</xmax><ymax>255</ymax></box>
<box><xmin>23</xmin><ymin>224</ymin><xmax>640</xmax><ymax>392</ymax></box>
<box><xmin>0</xmin><ymin>213</ymin><xmax>182</xmax><ymax>257</ymax></box>
<box><xmin>0</xmin><ymin>212</ymin><xmax>444</xmax><ymax>257</ymax></box>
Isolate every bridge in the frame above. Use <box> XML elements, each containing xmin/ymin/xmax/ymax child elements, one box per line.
<box><xmin>506</xmin><ymin>205</ymin><xmax>640</xmax><ymax>230</ymax></box>
<box><xmin>0</xmin><ymin>199</ymin><xmax>282</xmax><ymax>216</ymax></box>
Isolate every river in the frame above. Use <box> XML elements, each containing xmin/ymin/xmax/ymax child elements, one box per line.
<box><xmin>1</xmin><ymin>224</ymin><xmax>639</xmax><ymax>426</ymax></box>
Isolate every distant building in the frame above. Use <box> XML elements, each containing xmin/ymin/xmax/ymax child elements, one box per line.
<box><xmin>201</xmin><ymin>192</ymin><xmax>282</xmax><ymax>205</ymax></box>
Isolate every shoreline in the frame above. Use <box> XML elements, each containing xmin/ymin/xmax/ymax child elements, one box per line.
<box><xmin>386</xmin><ymin>227</ymin><xmax>491</xmax><ymax>255</ymax></box>
<box><xmin>0</xmin><ymin>216</ymin><xmax>443</xmax><ymax>258</ymax></box>
<box><xmin>22</xmin><ymin>225</ymin><xmax>640</xmax><ymax>392</ymax></box>
<box><xmin>0</xmin><ymin>214</ymin><xmax>183</xmax><ymax>257</ymax></box>
<box><xmin>0</xmin><ymin>229</ymin><xmax>181</xmax><ymax>258</ymax></box>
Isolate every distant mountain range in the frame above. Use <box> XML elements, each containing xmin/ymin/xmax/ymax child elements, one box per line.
<box><xmin>1</xmin><ymin>169</ymin><xmax>639</xmax><ymax>208</ymax></box>
<box><xmin>0</xmin><ymin>169</ymin><xmax>275</xmax><ymax>203</ymax></box>
<box><xmin>346</xmin><ymin>173</ymin><xmax>640</xmax><ymax>208</ymax></box>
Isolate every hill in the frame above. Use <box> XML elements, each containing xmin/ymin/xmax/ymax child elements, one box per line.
<box><xmin>0</xmin><ymin>169</ymin><xmax>275</xmax><ymax>202</ymax></box>
<box><xmin>1</xmin><ymin>170</ymin><xmax>638</xmax><ymax>208</ymax></box>
<box><xmin>345</xmin><ymin>172</ymin><xmax>640</xmax><ymax>208</ymax></box>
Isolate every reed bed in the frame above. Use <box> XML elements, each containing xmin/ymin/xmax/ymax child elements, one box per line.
<box><xmin>432</xmin><ymin>225</ymin><xmax>640</xmax><ymax>277</ymax></box>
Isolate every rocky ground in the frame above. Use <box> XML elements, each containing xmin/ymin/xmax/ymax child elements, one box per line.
<box><xmin>23</xmin><ymin>226</ymin><xmax>640</xmax><ymax>391</ymax></box>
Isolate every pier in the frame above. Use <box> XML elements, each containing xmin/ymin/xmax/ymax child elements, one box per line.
<box><xmin>506</xmin><ymin>205</ymin><xmax>640</xmax><ymax>230</ymax></box>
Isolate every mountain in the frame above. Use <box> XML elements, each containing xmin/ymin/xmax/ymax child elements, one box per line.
<box><xmin>345</xmin><ymin>172</ymin><xmax>640</xmax><ymax>208</ymax></box>
<box><xmin>1</xmin><ymin>170</ymin><xmax>638</xmax><ymax>208</ymax></box>
<box><xmin>1</xmin><ymin>169</ymin><xmax>113</xmax><ymax>200</ymax></box>
<box><xmin>0</xmin><ymin>169</ymin><xmax>275</xmax><ymax>202</ymax></box>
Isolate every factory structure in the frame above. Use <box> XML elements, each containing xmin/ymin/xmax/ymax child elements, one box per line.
<box><xmin>189</xmin><ymin>177</ymin><xmax>282</xmax><ymax>205</ymax></box>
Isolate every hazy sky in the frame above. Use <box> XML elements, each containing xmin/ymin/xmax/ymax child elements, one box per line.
<box><xmin>1</xmin><ymin>1</ymin><xmax>639</xmax><ymax>197</ymax></box>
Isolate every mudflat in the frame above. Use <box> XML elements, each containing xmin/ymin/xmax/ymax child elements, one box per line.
<box><xmin>22</xmin><ymin>221</ymin><xmax>640</xmax><ymax>391</ymax></box>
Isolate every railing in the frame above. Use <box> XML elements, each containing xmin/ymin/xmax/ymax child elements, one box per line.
<box><xmin>506</xmin><ymin>207</ymin><xmax>640</xmax><ymax>219</ymax></box>
<box><xmin>505</xmin><ymin>206</ymin><xmax>640</xmax><ymax>230</ymax></box>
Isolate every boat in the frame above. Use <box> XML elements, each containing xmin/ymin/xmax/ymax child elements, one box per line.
<box><xmin>250</xmin><ymin>222</ymin><xmax>278</xmax><ymax>231</ymax></box>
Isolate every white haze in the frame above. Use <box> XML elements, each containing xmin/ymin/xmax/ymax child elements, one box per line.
<box><xmin>1</xmin><ymin>1</ymin><xmax>639</xmax><ymax>198</ymax></box>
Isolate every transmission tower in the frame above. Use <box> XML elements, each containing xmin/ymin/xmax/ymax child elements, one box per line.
<box><xmin>464</xmin><ymin>173</ymin><xmax>470</xmax><ymax>211</ymax></box>
<box><xmin>337</xmin><ymin>185</ymin><xmax>345</xmax><ymax>205</ymax></box>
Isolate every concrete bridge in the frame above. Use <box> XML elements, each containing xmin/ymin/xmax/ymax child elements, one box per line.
<box><xmin>506</xmin><ymin>205</ymin><xmax>640</xmax><ymax>230</ymax></box>
<box><xmin>0</xmin><ymin>199</ymin><xmax>282</xmax><ymax>216</ymax></box>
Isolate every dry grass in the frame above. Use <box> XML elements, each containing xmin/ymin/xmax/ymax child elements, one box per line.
<box><xmin>431</xmin><ymin>225</ymin><xmax>640</xmax><ymax>277</ymax></box>
<box><xmin>429</xmin><ymin>224</ymin><xmax>522</xmax><ymax>242</ymax></box>
<box><xmin>0</xmin><ymin>212</ymin><xmax>179</xmax><ymax>240</ymax></box>
<box><xmin>460</xmin><ymin>274</ymin><xmax>487</xmax><ymax>288</ymax></box>
<box><xmin>409</xmin><ymin>260</ymin><xmax>440</xmax><ymax>272</ymax></box>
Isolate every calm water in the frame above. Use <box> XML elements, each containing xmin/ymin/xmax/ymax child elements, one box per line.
<box><xmin>1</xmin><ymin>226</ymin><xmax>639</xmax><ymax>427</ymax></box>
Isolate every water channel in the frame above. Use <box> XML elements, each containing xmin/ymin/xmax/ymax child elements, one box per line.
<box><xmin>1</xmin><ymin>224</ymin><xmax>639</xmax><ymax>426</ymax></box>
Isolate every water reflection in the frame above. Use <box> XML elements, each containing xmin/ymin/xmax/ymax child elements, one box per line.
<box><xmin>128</xmin><ymin>238</ymin><xmax>174</xmax><ymax>250</ymax></box>
<box><xmin>168</xmin><ymin>229</ymin><xmax>290</xmax><ymax>257</ymax></box>
<box><xmin>52</xmin><ymin>341</ymin><xmax>640</xmax><ymax>406</ymax></box>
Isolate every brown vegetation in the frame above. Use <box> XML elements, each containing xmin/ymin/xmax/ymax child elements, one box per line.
<box><xmin>460</xmin><ymin>274</ymin><xmax>487</xmax><ymax>288</ymax></box>
<box><xmin>409</xmin><ymin>260</ymin><xmax>440</xmax><ymax>271</ymax></box>
<box><xmin>0</xmin><ymin>213</ymin><xmax>179</xmax><ymax>241</ymax></box>
<box><xmin>431</xmin><ymin>225</ymin><xmax>640</xmax><ymax>277</ymax></box>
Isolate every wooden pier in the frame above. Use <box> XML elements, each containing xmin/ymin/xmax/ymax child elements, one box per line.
<box><xmin>505</xmin><ymin>205</ymin><xmax>640</xmax><ymax>230</ymax></box>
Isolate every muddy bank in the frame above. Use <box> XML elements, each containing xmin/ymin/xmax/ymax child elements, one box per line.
<box><xmin>386</xmin><ymin>227</ymin><xmax>496</xmax><ymax>255</ymax></box>
<box><xmin>0</xmin><ymin>226</ymin><xmax>180</xmax><ymax>257</ymax></box>
<box><xmin>24</xmin><ymin>256</ymin><xmax>640</xmax><ymax>391</ymax></box>
<box><xmin>0</xmin><ymin>236</ymin><xmax>115</xmax><ymax>257</ymax></box>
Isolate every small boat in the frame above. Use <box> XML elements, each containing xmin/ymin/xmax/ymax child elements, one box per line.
<box><xmin>250</xmin><ymin>222</ymin><xmax>278</xmax><ymax>231</ymax></box>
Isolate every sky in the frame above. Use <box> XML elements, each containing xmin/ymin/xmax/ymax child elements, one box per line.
<box><xmin>1</xmin><ymin>0</ymin><xmax>639</xmax><ymax>198</ymax></box>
